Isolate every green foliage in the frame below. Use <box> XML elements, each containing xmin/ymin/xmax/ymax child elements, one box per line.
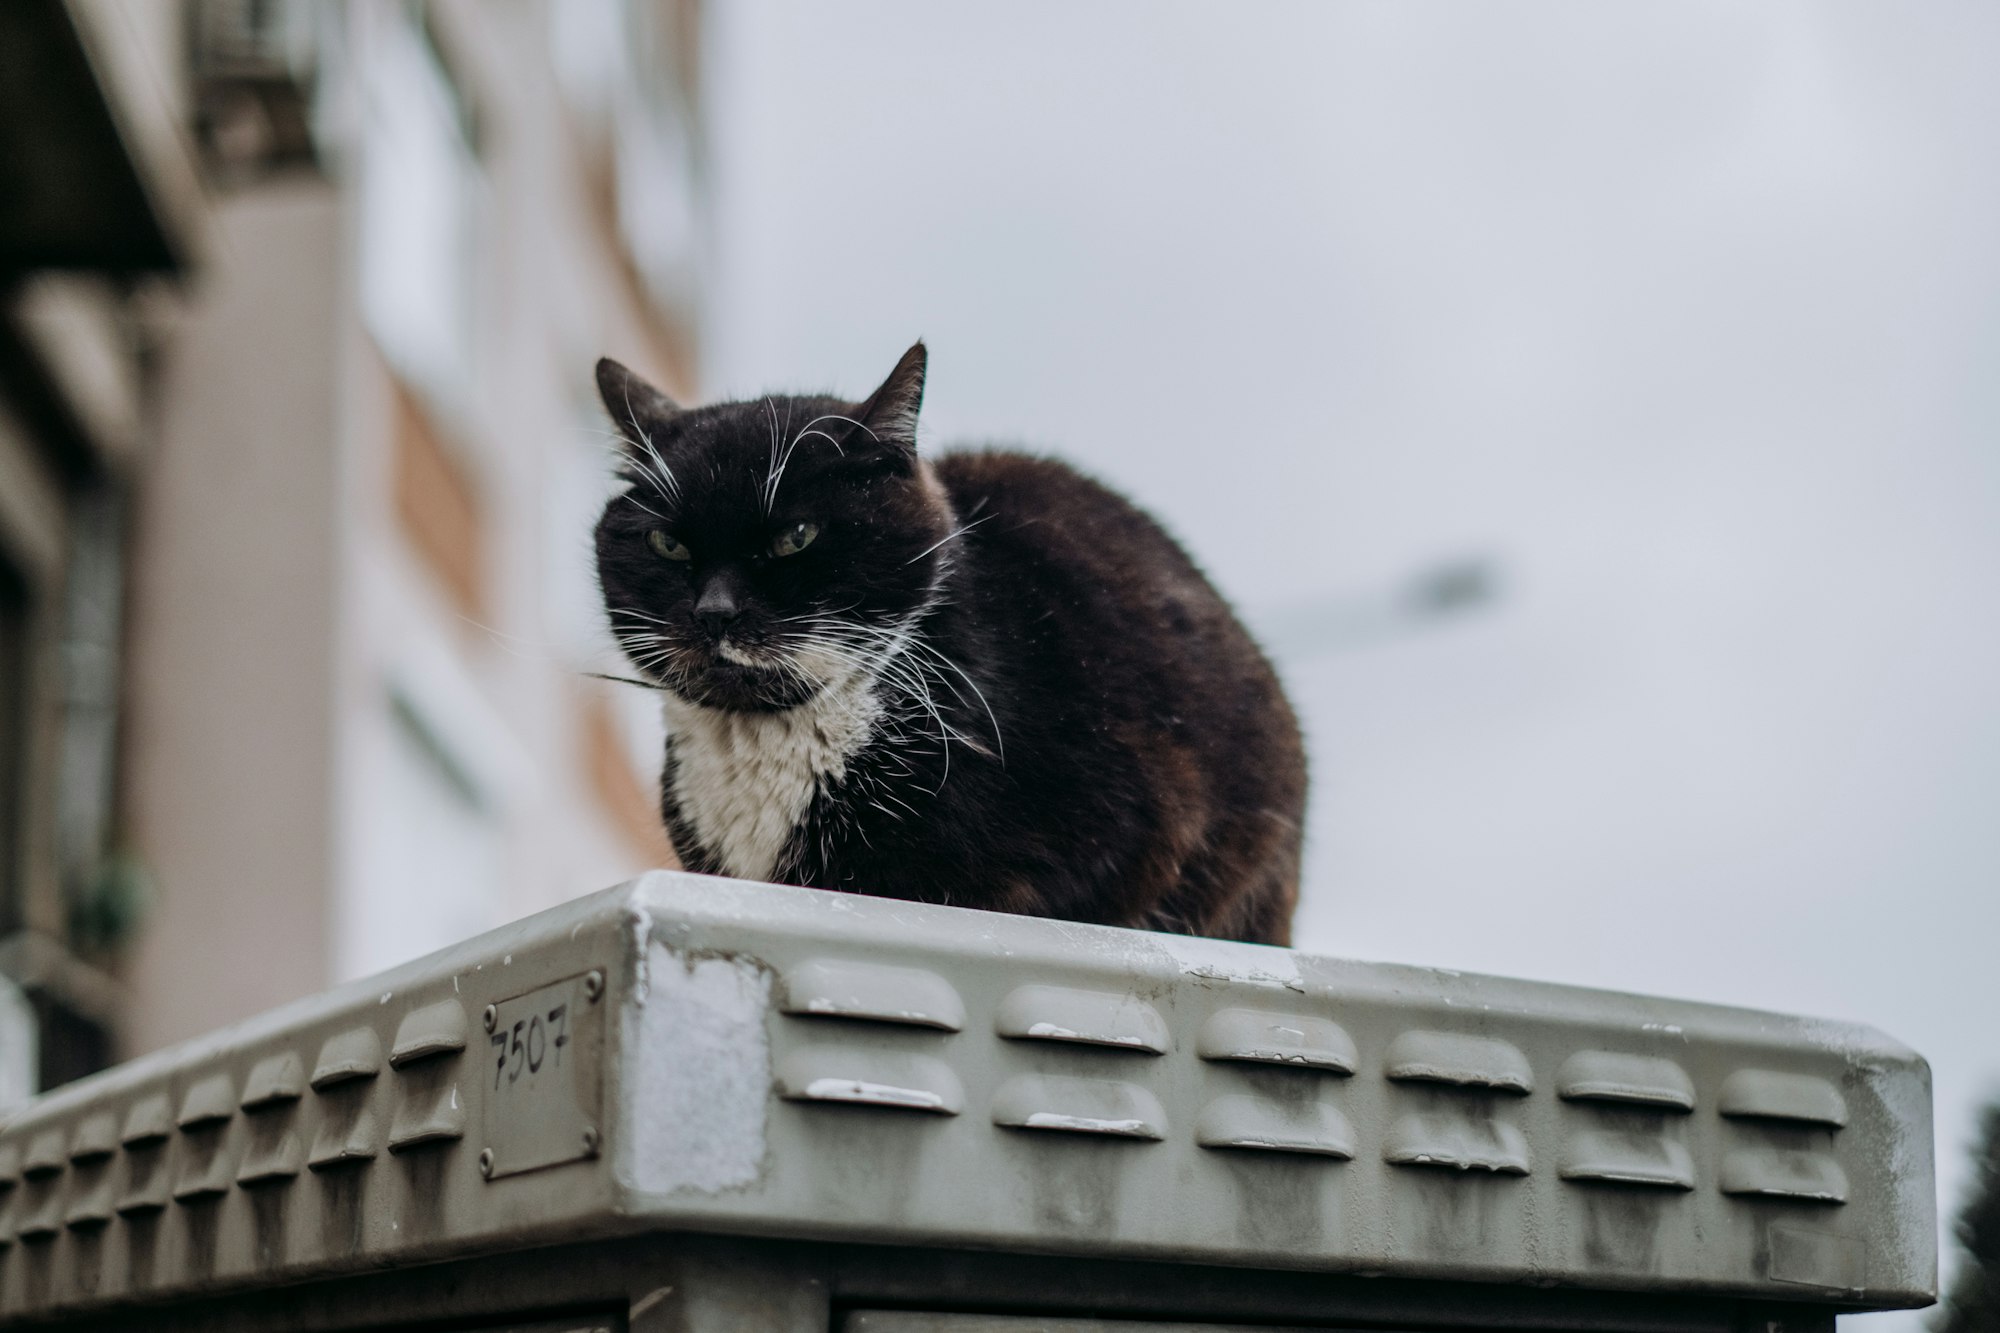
<box><xmin>65</xmin><ymin>850</ymin><xmax>153</xmax><ymax>957</ymax></box>
<box><xmin>1937</xmin><ymin>1100</ymin><xmax>2000</xmax><ymax>1332</ymax></box>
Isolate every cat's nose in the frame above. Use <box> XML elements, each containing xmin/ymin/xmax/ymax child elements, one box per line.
<box><xmin>694</xmin><ymin>579</ymin><xmax>743</xmax><ymax>635</ymax></box>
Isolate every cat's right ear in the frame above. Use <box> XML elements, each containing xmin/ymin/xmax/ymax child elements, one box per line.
<box><xmin>851</xmin><ymin>341</ymin><xmax>928</xmax><ymax>454</ymax></box>
<box><xmin>595</xmin><ymin>357</ymin><xmax>681</xmax><ymax>447</ymax></box>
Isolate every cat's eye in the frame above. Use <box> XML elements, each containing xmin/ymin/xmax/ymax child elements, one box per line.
<box><xmin>647</xmin><ymin>530</ymin><xmax>692</xmax><ymax>561</ymax></box>
<box><xmin>772</xmin><ymin>522</ymin><xmax>819</xmax><ymax>558</ymax></box>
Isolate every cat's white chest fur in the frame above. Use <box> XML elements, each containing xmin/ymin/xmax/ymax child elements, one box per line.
<box><xmin>660</xmin><ymin>680</ymin><xmax>880</xmax><ymax>882</ymax></box>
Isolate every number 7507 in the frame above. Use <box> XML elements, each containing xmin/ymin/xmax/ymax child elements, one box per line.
<box><xmin>492</xmin><ymin>1002</ymin><xmax>570</xmax><ymax>1089</ymax></box>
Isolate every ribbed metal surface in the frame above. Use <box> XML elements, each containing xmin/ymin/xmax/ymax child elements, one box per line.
<box><xmin>0</xmin><ymin>872</ymin><xmax>1936</xmax><ymax>1322</ymax></box>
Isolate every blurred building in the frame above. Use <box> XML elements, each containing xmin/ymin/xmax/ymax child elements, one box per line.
<box><xmin>0</xmin><ymin>0</ymin><xmax>698</xmax><ymax>1095</ymax></box>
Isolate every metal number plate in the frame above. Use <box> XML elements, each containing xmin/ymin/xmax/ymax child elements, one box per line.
<box><xmin>480</xmin><ymin>972</ymin><xmax>605</xmax><ymax>1180</ymax></box>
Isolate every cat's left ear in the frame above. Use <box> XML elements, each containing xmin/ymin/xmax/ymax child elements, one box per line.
<box><xmin>851</xmin><ymin>341</ymin><xmax>927</xmax><ymax>455</ymax></box>
<box><xmin>596</xmin><ymin>357</ymin><xmax>681</xmax><ymax>448</ymax></box>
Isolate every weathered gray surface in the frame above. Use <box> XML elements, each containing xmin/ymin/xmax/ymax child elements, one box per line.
<box><xmin>846</xmin><ymin>1316</ymin><xmax>1322</xmax><ymax>1333</ymax></box>
<box><xmin>0</xmin><ymin>872</ymin><xmax>1935</xmax><ymax>1323</ymax></box>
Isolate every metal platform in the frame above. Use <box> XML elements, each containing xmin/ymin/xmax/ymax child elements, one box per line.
<box><xmin>0</xmin><ymin>872</ymin><xmax>1935</xmax><ymax>1328</ymax></box>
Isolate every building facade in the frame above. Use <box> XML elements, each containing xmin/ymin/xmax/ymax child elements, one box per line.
<box><xmin>0</xmin><ymin>0</ymin><xmax>697</xmax><ymax>1094</ymax></box>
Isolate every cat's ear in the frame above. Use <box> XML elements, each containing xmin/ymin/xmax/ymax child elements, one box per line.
<box><xmin>851</xmin><ymin>341</ymin><xmax>927</xmax><ymax>454</ymax></box>
<box><xmin>596</xmin><ymin>357</ymin><xmax>681</xmax><ymax>446</ymax></box>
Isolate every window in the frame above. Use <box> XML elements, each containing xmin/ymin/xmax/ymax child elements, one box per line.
<box><xmin>338</xmin><ymin>684</ymin><xmax>504</xmax><ymax>982</ymax></box>
<box><xmin>357</xmin><ymin>3</ymin><xmax>480</xmax><ymax>407</ymax></box>
<box><xmin>0</xmin><ymin>554</ymin><xmax>27</xmax><ymax>936</ymax></box>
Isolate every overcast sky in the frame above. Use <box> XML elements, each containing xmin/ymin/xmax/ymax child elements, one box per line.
<box><xmin>702</xmin><ymin>5</ymin><xmax>2000</xmax><ymax>1318</ymax></box>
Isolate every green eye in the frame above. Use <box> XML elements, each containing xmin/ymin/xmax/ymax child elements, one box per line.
<box><xmin>772</xmin><ymin>521</ymin><xmax>819</xmax><ymax>558</ymax></box>
<box><xmin>646</xmin><ymin>530</ymin><xmax>692</xmax><ymax>561</ymax></box>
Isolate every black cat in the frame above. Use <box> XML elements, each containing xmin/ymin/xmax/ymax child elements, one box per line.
<box><xmin>594</xmin><ymin>343</ymin><xmax>1306</xmax><ymax>943</ymax></box>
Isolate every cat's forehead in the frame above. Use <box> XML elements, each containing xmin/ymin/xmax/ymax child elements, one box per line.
<box><xmin>685</xmin><ymin>393</ymin><xmax>844</xmax><ymax>437</ymax></box>
<box><xmin>619</xmin><ymin>396</ymin><xmax>860</xmax><ymax>522</ymax></box>
<box><xmin>639</xmin><ymin>396</ymin><xmax>820</xmax><ymax>464</ymax></box>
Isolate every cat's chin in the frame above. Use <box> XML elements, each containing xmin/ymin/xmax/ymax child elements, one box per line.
<box><xmin>665</xmin><ymin>659</ymin><xmax>826</xmax><ymax>714</ymax></box>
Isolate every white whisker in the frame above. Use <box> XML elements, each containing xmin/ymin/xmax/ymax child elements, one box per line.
<box><xmin>906</xmin><ymin>512</ymin><xmax>997</xmax><ymax>565</ymax></box>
